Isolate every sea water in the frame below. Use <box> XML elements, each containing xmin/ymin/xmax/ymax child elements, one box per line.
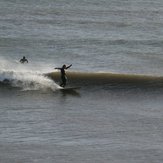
<box><xmin>1</xmin><ymin>0</ymin><xmax>163</xmax><ymax>162</ymax></box>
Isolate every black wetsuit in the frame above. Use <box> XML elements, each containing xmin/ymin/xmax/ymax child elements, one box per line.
<box><xmin>60</xmin><ymin>68</ymin><xmax>67</xmax><ymax>87</ymax></box>
<box><xmin>20</xmin><ymin>57</ymin><xmax>28</xmax><ymax>63</ymax></box>
<box><xmin>55</xmin><ymin>64</ymin><xmax>72</xmax><ymax>87</ymax></box>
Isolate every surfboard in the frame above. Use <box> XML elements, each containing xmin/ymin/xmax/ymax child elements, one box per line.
<box><xmin>60</xmin><ymin>86</ymin><xmax>80</xmax><ymax>91</ymax></box>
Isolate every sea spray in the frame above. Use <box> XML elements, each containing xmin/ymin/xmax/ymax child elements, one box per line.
<box><xmin>0</xmin><ymin>70</ymin><xmax>59</xmax><ymax>91</ymax></box>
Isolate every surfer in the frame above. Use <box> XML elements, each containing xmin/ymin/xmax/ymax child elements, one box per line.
<box><xmin>55</xmin><ymin>64</ymin><xmax>72</xmax><ymax>87</ymax></box>
<box><xmin>20</xmin><ymin>56</ymin><xmax>28</xmax><ymax>63</ymax></box>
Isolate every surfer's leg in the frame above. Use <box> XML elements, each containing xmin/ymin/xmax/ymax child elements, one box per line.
<box><xmin>60</xmin><ymin>76</ymin><xmax>66</xmax><ymax>87</ymax></box>
<box><xmin>63</xmin><ymin>77</ymin><xmax>67</xmax><ymax>87</ymax></box>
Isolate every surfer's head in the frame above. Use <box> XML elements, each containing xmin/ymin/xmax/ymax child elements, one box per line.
<box><xmin>62</xmin><ymin>64</ymin><xmax>66</xmax><ymax>69</ymax></box>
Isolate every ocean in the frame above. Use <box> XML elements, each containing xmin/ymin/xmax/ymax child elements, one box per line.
<box><xmin>1</xmin><ymin>0</ymin><xmax>163</xmax><ymax>162</ymax></box>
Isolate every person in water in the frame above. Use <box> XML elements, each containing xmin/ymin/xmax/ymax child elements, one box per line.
<box><xmin>55</xmin><ymin>64</ymin><xmax>72</xmax><ymax>87</ymax></box>
<box><xmin>20</xmin><ymin>56</ymin><xmax>28</xmax><ymax>63</ymax></box>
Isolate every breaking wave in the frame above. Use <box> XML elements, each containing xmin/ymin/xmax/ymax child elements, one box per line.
<box><xmin>0</xmin><ymin>57</ymin><xmax>60</xmax><ymax>91</ymax></box>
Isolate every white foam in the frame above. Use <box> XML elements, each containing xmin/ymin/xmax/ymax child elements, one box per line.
<box><xmin>0</xmin><ymin>57</ymin><xmax>59</xmax><ymax>91</ymax></box>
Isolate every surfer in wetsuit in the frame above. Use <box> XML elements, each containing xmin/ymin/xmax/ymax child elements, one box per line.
<box><xmin>55</xmin><ymin>64</ymin><xmax>72</xmax><ymax>87</ymax></box>
<box><xmin>20</xmin><ymin>56</ymin><xmax>28</xmax><ymax>63</ymax></box>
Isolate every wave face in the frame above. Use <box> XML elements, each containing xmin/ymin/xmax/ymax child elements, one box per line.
<box><xmin>47</xmin><ymin>71</ymin><xmax>163</xmax><ymax>90</ymax></box>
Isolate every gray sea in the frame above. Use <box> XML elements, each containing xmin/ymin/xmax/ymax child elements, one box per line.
<box><xmin>1</xmin><ymin>0</ymin><xmax>163</xmax><ymax>162</ymax></box>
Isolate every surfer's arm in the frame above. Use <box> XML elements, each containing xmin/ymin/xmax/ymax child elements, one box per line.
<box><xmin>54</xmin><ymin>67</ymin><xmax>61</xmax><ymax>70</ymax></box>
<box><xmin>66</xmin><ymin>64</ymin><xmax>72</xmax><ymax>69</ymax></box>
